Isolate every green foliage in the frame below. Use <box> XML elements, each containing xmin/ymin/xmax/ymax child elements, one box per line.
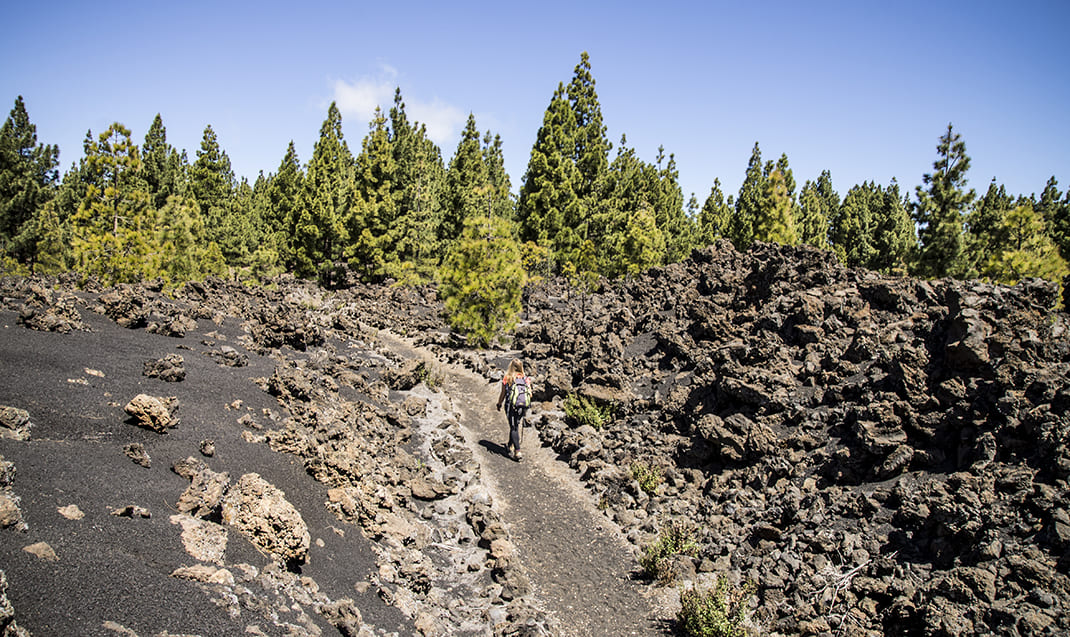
<box><xmin>869</xmin><ymin>179</ymin><xmax>916</xmax><ymax>275</ymax></box>
<box><xmin>264</xmin><ymin>141</ymin><xmax>304</xmax><ymax>271</ymax></box>
<box><xmin>729</xmin><ymin>143</ymin><xmax>764</xmax><ymax>249</ymax></box>
<box><xmin>517</xmin><ymin>83</ymin><xmax>580</xmax><ymax>255</ymax></box>
<box><xmin>156</xmin><ymin>194</ymin><xmax>205</xmax><ymax>284</ymax></box>
<box><xmin>351</xmin><ymin>107</ymin><xmax>398</xmax><ymax>279</ymax></box>
<box><xmin>981</xmin><ymin>203</ymin><xmax>1069</xmax><ymax>290</ymax></box>
<box><xmin>191</xmin><ymin>125</ymin><xmax>253</xmax><ymax>266</ymax></box>
<box><xmin>437</xmin><ymin>215</ymin><xmax>526</xmax><ymax>347</ymax></box>
<box><xmin>142</xmin><ymin>114</ymin><xmax>186</xmax><ymax>210</ymax></box>
<box><xmin>568</xmin><ymin>51</ymin><xmax>611</xmax><ymax>204</ymax></box>
<box><xmin>0</xmin><ymin>95</ymin><xmax>59</xmax><ymax>267</ymax></box>
<box><xmin>630</xmin><ymin>462</ymin><xmax>662</xmax><ymax>495</ymax></box>
<box><xmin>678</xmin><ymin>577</ymin><xmax>756</xmax><ymax>637</ymax></box>
<box><xmin>1034</xmin><ymin>176</ymin><xmax>1070</xmax><ymax>263</ymax></box>
<box><xmin>699</xmin><ymin>179</ymin><xmax>732</xmax><ymax>246</ymax></box>
<box><xmin>297</xmin><ymin>102</ymin><xmax>354</xmax><ymax>285</ymax></box>
<box><xmin>443</xmin><ymin>114</ymin><xmax>491</xmax><ymax>245</ymax></box>
<box><xmin>796</xmin><ymin>178</ymin><xmax>831</xmax><ymax>250</ymax></box>
<box><xmin>387</xmin><ymin>91</ymin><xmax>446</xmax><ymax>279</ymax></box>
<box><xmin>563</xmin><ymin>393</ymin><xmax>611</xmax><ymax>430</ymax></box>
<box><xmin>70</xmin><ymin>122</ymin><xmax>158</xmax><ymax>284</ymax></box>
<box><xmin>639</xmin><ymin>521</ymin><xmax>699</xmax><ymax>582</ymax></box>
<box><xmin>754</xmin><ymin>169</ymin><xmax>797</xmax><ymax>246</ymax></box>
<box><xmin>913</xmin><ymin>123</ymin><xmax>975</xmax><ymax>279</ymax></box>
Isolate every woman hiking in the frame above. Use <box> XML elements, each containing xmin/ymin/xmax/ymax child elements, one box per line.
<box><xmin>496</xmin><ymin>359</ymin><xmax>532</xmax><ymax>462</ymax></box>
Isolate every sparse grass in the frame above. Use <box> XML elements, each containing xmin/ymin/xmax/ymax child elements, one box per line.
<box><xmin>415</xmin><ymin>361</ymin><xmax>444</xmax><ymax>390</ymax></box>
<box><xmin>640</xmin><ymin>521</ymin><xmax>699</xmax><ymax>582</ymax></box>
<box><xmin>563</xmin><ymin>393</ymin><xmax>612</xmax><ymax>430</ymax></box>
<box><xmin>630</xmin><ymin>461</ymin><xmax>662</xmax><ymax>495</ymax></box>
<box><xmin>678</xmin><ymin>576</ymin><xmax>756</xmax><ymax>637</ymax></box>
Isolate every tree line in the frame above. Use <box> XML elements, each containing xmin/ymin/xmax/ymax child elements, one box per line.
<box><xmin>2</xmin><ymin>53</ymin><xmax>1068</xmax><ymax>341</ymax></box>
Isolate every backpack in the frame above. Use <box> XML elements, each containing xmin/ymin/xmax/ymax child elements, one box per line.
<box><xmin>508</xmin><ymin>376</ymin><xmax>531</xmax><ymax>410</ymax></box>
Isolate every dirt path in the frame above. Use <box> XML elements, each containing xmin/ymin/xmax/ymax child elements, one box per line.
<box><xmin>375</xmin><ymin>331</ymin><xmax>666</xmax><ymax>636</ymax></box>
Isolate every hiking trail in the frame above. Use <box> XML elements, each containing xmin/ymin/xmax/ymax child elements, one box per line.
<box><xmin>375</xmin><ymin>330</ymin><xmax>669</xmax><ymax>636</ymax></box>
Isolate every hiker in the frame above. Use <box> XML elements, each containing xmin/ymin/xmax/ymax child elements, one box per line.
<box><xmin>496</xmin><ymin>359</ymin><xmax>532</xmax><ymax>461</ymax></box>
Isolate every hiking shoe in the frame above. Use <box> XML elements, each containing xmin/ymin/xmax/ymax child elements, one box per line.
<box><xmin>514</xmin><ymin>451</ymin><xmax>523</xmax><ymax>462</ymax></box>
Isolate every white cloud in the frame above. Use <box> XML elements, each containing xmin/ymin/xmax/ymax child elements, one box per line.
<box><xmin>332</xmin><ymin>77</ymin><xmax>395</xmax><ymax>122</ymax></box>
<box><xmin>330</xmin><ymin>66</ymin><xmax>467</xmax><ymax>149</ymax></box>
<box><xmin>409</xmin><ymin>98</ymin><xmax>466</xmax><ymax>147</ymax></box>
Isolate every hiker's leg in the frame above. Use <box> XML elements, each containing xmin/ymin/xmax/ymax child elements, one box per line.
<box><xmin>508</xmin><ymin>409</ymin><xmax>521</xmax><ymax>451</ymax></box>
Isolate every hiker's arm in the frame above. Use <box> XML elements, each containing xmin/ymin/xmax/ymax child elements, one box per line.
<box><xmin>496</xmin><ymin>382</ymin><xmax>506</xmax><ymax>410</ymax></box>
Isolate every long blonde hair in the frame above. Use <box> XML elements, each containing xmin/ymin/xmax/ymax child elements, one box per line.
<box><xmin>504</xmin><ymin>359</ymin><xmax>525</xmax><ymax>384</ymax></box>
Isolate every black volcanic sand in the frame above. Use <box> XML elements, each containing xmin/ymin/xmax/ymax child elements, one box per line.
<box><xmin>0</xmin><ymin>301</ymin><xmax>411</xmax><ymax>636</ymax></box>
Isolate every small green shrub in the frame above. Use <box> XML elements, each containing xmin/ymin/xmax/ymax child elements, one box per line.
<box><xmin>678</xmin><ymin>576</ymin><xmax>756</xmax><ymax>637</ymax></box>
<box><xmin>640</xmin><ymin>521</ymin><xmax>699</xmax><ymax>582</ymax></box>
<box><xmin>630</xmin><ymin>462</ymin><xmax>662</xmax><ymax>495</ymax></box>
<box><xmin>563</xmin><ymin>393</ymin><xmax>611</xmax><ymax>429</ymax></box>
<box><xmin>414</xmin><ymin>361</ymin><xmax>443</xmax><ymax>390</ymax></box>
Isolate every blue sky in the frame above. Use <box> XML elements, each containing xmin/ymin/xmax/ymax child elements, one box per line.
<box><xmin>4</xmin><ymin>1</ymin><xmax>1069</xmax><ymax>206</ymax></box>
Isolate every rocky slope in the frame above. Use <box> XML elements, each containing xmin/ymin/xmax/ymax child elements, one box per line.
<box><xmin>2</xmin><ymin>236</ymin><xmax>1069</xmax><ymax>636</ymax></box>
<box><xmin>508</xmin><ymin>240</ymin><xmax>1070</xmax><ymax>635</ymax></box>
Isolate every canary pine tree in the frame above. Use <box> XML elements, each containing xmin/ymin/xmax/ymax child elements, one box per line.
<box><xmin>351</xmin><ymin>107</ymin><xmax>398</xmax><ymax>279</ymax></box>
<box><xmin>437</xmin><ymin>214</ymin><xmax>526</xmax><ymax>346</ymax></box>
<box><xmin>870</xmin><ymin>180</ymin><xmax>916</xmax><ymax>275</ymax></box>
<box><xmin>295</xmin><ymin>102</ymin><xmax>354</xmax><ymax>284</ymax></box>
<box><xmin>913</xmin><ymin>124</ymin><xmax>975</xmax><ymax>279</ymax></box>
<box><xmin>142</xmin><ymin>114</ymin><xmax>185</xmax><ymax>210</ymax></box>
<box><xmin>0</xmin><ymin>96</ymin><xmax>59</xmax><ymax>267</ymax></box>
<box><xmin>797</xmin><ymin>180</ymin><xmax>830</xmax><ymax>250</ymax></box>
<box><xmin>698</xmin><ymin>179</ymin><xmax>732</xmax><ymax>246</ymax></box>
<box><xmin>755</xmin><ymin>169</ymin><xmax>797</xmax><ymax>246</ymax></box>
<box><xmin>265</xmin><ymin>141</ymin><xmax>304</xmax><ymax>270</ymax></box>
<box><xmin>729</xmin><ymin>143</ymin><xmax>764</xmax><ymax>249</ymax></box>
<box><xmin>389</xmin><ymin>89</ymin><xmax>445</xmax><ymax>280</ymax></box>
<box><xmin>70</xmin><ymin>122</ymin><xmax>158</xmax><ymax>284</ymax></box>
<box><xmin>983</xmin><ymin>202</ymin><xmax>1069</xmax><ymax>288</ymax></box>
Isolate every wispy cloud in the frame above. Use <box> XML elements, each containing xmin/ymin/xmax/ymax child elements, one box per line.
<box><xmin>409</xmin><ymin>98</ymin><xmax>466</xmax><ymax>148</ymax></box>
<box><xmin>331</xmin><ymin>66</ymin><xmax>467</xmax><ymax>148</ymax></box>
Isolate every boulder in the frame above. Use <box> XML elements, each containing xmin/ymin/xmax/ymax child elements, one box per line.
<box><xmin>221</xmin><ymin>473</ymin><xmax>310</xmax><ymax>565</ymax></box>
<box><xmin>142</xmin><ymin>354</ymin><xmax>186</xmax><ymax>382</ymax></box>
<box><xmin>124</xmin><ymin>394</ymin><xmax>179</xmax><ymax>432</ymax></box>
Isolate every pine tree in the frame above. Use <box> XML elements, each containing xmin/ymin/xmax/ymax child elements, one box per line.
<box><xmin>965</xmin><ymin>179</ymin><xmax>1014</xmax><ymax>277</ymax></box>
<box><xmin>983</xmin><ymin>202</ymin><xmax>1069</xmax><ymax>287</ymax></box>
<box><xmin>18</xmin><ymin>199</ymin><xmax>67</xmax><ymax>274</ymax></box>
<box><xmin>296</xmin><ymin>102</ymin><xmax>354</xmax><ymax>284</ymax></box>
<box><xmin>870</xmin><ymin>179</ymin><xmax>916</xmax><ymax>275</ymax></box>
<box><xmin>797</xmin><ymin>180</ymin><xmax>830</xmax><ymax>250</ymax></box>
<box><xmin>1034</xmin><ymin>176</ymin><xmax>1069</xmax><ymax>263</ymax></box>
<box><xmin>755</xmin><ymin>169</ymin><xmax>797</xmax><ymax>246</ymax></box>
<box><xmin>142</xmin><ymin>114</ymin><xmax>185</xmax><ymax>210</ymax></box>
<box><xmin>0</xmin><ymin>96</ymin><xmax>60</xmax><ymax>267</ymax></box>
<box><xmin>589</xmin><ymin>137</ymin><xmax>634</xmax><ymax>277</ymax></box>
<box><xmin>156</xmin><ymin>194</ymin><xmax>205</xmax><ymax>284</ymax></box>
<box><xmin>517</xmin><ymin>84</ymin><xmax>579</xmax><ymax>268</ymax></box>
<box><xmin>351</xmin><ymin>107</ymin><xmax>398</xmax><ymax>279</ymax></box>
<box><xmin>389</xmin><ymin>89</ymin><xmax>445</xmax><ymax>279</ymax></box>
<box><xmin>699</xmin><ymin>179</ymin><xmax>732</xmax><ymax>246</ymax></box>
<box><xmin>482</xmin><ymin>132</ymin><xmax>515</xmax><ymax>220</ymax></box>
<box><xmin>190</xmin><ymin>125</ymin><xmax>249</xmax><ymax>265</ymax></box>
<box><xmin>622</xmin><ymin>203</ymin><xmax>665</xmax><ymax>276</ymax></box>
<box><xmin>729</xmin><ymin>142</ymin><xmax>764</xmax><ymax>249</ymax></box>
<box><xmin>912</xmin><ymin>124</ymin><xmax>975</xmax><ymax>279</ymax></box>
<box><xmin>567</xmin><ymin>51</ymin><xmax>611</xmax><ymax>205</ymax></box>
<box><xmin>265</xmin><ymin>142</ymin><xmax>304</xmax><ymax>271</ymax></box>
<box><xmin>832</xmin><ymin>182</ymin><xmax>879</xmax><ymax>267</ymax></box>
<box><xmin>654</xmin><ymin>148</ymin><xmax>692</xmax><ymax>263</ymax></box>
<box><xmin>70</xmin><ymin>122</ymin><xmax>158</xmax><ymax>284</ymax></box>
<box><xmin>437</xmin><ymin>214</ymin><xmax>526</xmax><ymax>346</ymax></box>
<box><xmin>442</xmin><ymin>113</ymin><xmax>488</xmax><ymax>248</ymax></box>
